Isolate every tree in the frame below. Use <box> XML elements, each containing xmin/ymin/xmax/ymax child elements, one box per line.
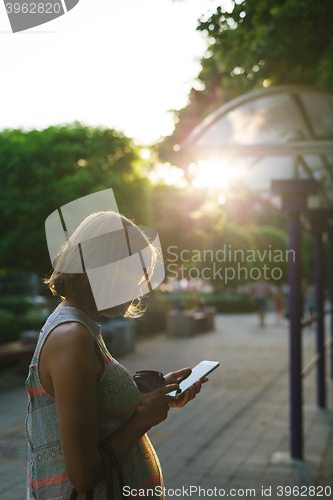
<box><xmin>151</xmin><ymin>183</ymin><xmax>214</xmax><ymax>259</ymax></box>
<box><xmin>0</xmin><ymin>123</ymin><xmax>152</xmax><ymax>275</ymax></box>
<box><xmin>160</xmin><ymin>0</ymin><xmax>333</xmax><ymax>170</ymax></box>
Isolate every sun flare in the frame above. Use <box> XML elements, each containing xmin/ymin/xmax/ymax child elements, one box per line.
<box><xmin>192</xmin><ymin>159</ymin><xmax>244</xmax><ymax>189</ymax></box>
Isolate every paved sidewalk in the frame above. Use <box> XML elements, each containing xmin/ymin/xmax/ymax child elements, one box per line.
<box><xmin>0</xmin><ymin>313</ymin><xmax>332</xmax><ymax>500</ymax></box>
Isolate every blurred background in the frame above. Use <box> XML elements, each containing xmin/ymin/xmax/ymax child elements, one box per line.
<box><xmin>1</xmin><ymin>0</ymin><xmax>332</xmax><ymax>352</ymax></box>
<box><xmin>0</xmin><ymin>0</ymin><xmax>333</xmax><ymax>498</ymax></box>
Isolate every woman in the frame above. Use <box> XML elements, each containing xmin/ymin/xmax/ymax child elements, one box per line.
<box><xmin>26</xmin><ymin>211</ymin><xmax>203</xmax><ymax>499</ymax></box>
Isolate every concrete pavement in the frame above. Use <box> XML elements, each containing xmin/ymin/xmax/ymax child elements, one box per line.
<box><xmin>0</xmin><ymin>312</ymin><xmax>332</xmax><ymax>500</ymax></box>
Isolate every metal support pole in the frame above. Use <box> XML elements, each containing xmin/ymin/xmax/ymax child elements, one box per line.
<box><xmin>288</xmin><ymin>213</ymin><xmax>303</xmax><ymax>459</ymax></box>
<box><xmin>307</xmin><ymin>209</ymin><xmax>333</xmax><ymax>391</ymax></box>
<box><xmin>271</xmin><ymin>179</ymin><xmax>317</xmax><ymax>462</ymax></box>
<box><xmin>329</xmin><ymin>230</ymin><xmax>333</xmax><ymax>380</ymax></box>
<box><xmin>313</xmin><ymin>229</ymin><xmax>326</xmax><ymax>408</ymax></box>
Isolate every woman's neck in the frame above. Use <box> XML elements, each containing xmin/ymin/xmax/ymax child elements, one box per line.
<box><xmin>58</xmin><ymin>297</ymin><xmax>100</xmax><ymax>322</ymax></box>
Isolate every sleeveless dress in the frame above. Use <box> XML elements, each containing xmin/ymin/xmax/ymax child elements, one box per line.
<box><xmin>25</xmin><ymin>306</ymin><xmax>164</xmax><ymax>500</ymax></box>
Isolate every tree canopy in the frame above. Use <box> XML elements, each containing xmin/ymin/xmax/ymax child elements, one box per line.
<box><xmin>0</xmin><ymin>123</ymin><xmax>151</xmax><ymax>275</ymax></box>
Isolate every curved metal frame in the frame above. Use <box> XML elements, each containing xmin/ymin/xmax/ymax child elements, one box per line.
<box><xmin>185</xmin><ymin>85</ymin><xmax>333</xmax><ymax>147</ymax></box>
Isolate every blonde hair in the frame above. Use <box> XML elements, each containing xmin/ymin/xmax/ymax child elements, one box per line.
<box><xmin>44</xmin><ymin>211</ymin><xmax>158</xmax><ymax>318</ymax></box>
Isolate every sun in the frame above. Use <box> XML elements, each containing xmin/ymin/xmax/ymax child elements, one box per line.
<box><xmin>192</xmin><ymin>159</ymin><xmax>244</xmax><ymax>189</ymax></box>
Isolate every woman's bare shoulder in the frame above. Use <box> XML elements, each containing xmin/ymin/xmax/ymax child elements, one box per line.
<box><xmin>47</xmin><ymin>321</ymin><xmax>95</xmax><ymax>345</ymax></box>
<box><xmin>41</xmin><ymin>321</ymin><xmax>98</xmax><ymax>371</ymax></box>
<box><xmin>39</xmin><ymin>321</ymin><xmax>100</xmax><ymax>397</ymax></box>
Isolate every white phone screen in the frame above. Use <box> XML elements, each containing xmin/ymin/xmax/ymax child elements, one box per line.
<box><xmin>168</xmin><ymin>360</ymin><xmax>219</xmax><ymax>398</ymax></box>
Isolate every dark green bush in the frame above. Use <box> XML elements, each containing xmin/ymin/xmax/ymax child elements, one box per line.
<box><xmin>146</xmin><ymin>291</ymin><xmax>257</xmax><ymax>316</ymax></box>
<box><xmin>0</xmin><ymin>295</ymin><xmax>34</xmax><ymax>316</ymax></box>
<box><xmin>0</xmin><ymin>271</ymin><xmax>39</xmax><ymax>296</ymax></box>
<box><xmin>210</xmin><ymin>299</ymin><xmax>257</xmax><ymax>313</ymax></box>
<box><xmin>0</xmin><ymin>317</ymin><xmax>43</xmax><ymax>344</ymax></box>
<box><xmin>200</xmin><ymin>293</ymin><xmax>257</xmax><ymax>313</ymax></box>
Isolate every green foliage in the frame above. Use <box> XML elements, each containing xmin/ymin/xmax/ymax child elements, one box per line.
<box><xmin>201</xmin><ymin>223</ymin><xmax>289</xmax><ymax>284</ymax></box>
<box><xmin>163</xmin><ymin>213</ymin><xmax>291</xmax><ymax>285</ymax></box>
<box><xmin>0</xmin><ymin>294</ymin><xmax>45</xmax><ymax>344</ymax></box>
<box><xmin>151</xmin><ymin>183</ymin><xmax>211</xmax><ymax>254</ymax></box>
<box><xmin>0</xmin><ymin>317</ymin><xmax>43</xmax><ymax>345</ymax></box>
<box><xmin>0</xmin><ymin>295</ymin><xmax>34</xmax><ymax>316</ymax></box>
<box><xmin>0</xmin><ymin>270</ymin><xmax>40</xmax><ymax>295</ymax></box>
<box><xmin>248</xmin><ymin>224</ymin><xmax>288</xmax><ymax>280</ymax></box>
<box><xmin>155</xmin><ymin>291</ymin><xmax>256</xmax><ymax>313</ymax></box>
<box><xmin>0</xmin><ymin>123</ymin><xmax>151</xmax><ymax>275</ymax></box>
<box><xmin>201</xmin><ymin>292</ymin><xmax>257</xmax><ymax>313</ymax></box>
<box><xmin>198</xmin><ymin>0</ymin><xmax>333</xmax><ymax>92</ymax></box>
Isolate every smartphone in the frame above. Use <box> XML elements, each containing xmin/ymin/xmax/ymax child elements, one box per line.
<box><xmin>168</xmin><ymin>360</ymin><xmax>219</xmax><ymax>398</ymax></box>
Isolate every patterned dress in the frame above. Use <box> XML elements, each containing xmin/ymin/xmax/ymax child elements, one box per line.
<box><xmin>25</xmin><ymin>306</ymin><xmax>164</xmax><ymax>499</ymax></box>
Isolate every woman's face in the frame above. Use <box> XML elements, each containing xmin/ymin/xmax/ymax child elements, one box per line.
<box><xmin>100</xmin><ymin>301</ymin><xmax>132</xmax><ymax>318</ymax></box>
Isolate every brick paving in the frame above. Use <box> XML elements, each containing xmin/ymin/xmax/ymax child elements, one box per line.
<box><xmin>0</xmin><ymin>312</ymin><xmax>332</xmax><ymax>500</ymax></box>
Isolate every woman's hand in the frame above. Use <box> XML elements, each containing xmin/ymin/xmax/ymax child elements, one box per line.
<box><xmin>136</xmin><ymin>383</ymin><xmax>179</xmax><ymax>427</ymax></box>
<box><xmin>164</xmin><ymin>368</ymin><xmax>208</xmax><ymax>408</ymax></box>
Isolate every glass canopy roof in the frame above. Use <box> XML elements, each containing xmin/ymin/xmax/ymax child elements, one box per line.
<box><xmin>184</xmin><ymin>85</ymin><xmax>333</xmax><ymax>209</ymax></box>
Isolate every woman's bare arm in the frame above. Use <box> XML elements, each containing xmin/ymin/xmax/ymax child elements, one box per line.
<box><xmin>44</xmin><ymin>323</ymin><xmax>177</xmax><ymax>494</ymax></box>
